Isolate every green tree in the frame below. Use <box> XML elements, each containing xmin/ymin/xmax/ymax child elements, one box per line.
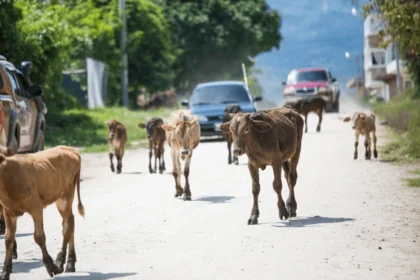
<box><xmin>165</xmin><ymin>0</ymin><xmax>282</xmax><ymax>93</ymax></box>
<box><xmin>363</xmin><ymin>0</ymin><xmax>420</xmax><ymax>91</ymax></box>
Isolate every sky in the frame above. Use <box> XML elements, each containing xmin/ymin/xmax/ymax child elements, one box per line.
<box><xmin>254</xmin><ymin>0</ymin><xmax>369</xmax><ymax>103</ymax></box>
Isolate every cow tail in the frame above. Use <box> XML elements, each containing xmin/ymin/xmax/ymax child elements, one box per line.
<box><xmin>76</xmin><ymin>170</ymin><xmax>85</xmax><ymax>217</ymax></box>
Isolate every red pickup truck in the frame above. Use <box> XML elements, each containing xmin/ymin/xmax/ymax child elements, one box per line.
<box><xmin>282</xmin><ymin>67</ymin><xmax>340</xmax><ymax>112</ymax></box>
<box><xmin>0</xmin><ymin>55</ymin><xmax>47</xmax><ymax>155</ymax></box>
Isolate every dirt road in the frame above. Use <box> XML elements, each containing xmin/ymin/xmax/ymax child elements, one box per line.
<box><xmin>1</xmin><ymin>94</ymin><xmax>419</xmax><ymax>280</ymax></box>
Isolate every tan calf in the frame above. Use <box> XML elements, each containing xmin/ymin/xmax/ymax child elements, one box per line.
<box><xmin>162</xmin><ymin>109</ymin><xmax>200</xmax><ymax>200</ymax></box>
<box><xmin>106</xmin><ymin>119</ymin><xmax>127</xmax><ymax>174</ymax></box>
<box><xmin>138</xmin><ymin>117</ymin><xmax>166</xmax><ymax>174</ymax></box>
<box><xmin>343</xmin><ymin>112</ymin><xmax>378</xmax><ymax>160</ymax></box>
<box><xmin>221</xmin><ymin>107</ymin><xmax>304</xmax><ymax>225</ymax></box>
<box><xmin>0</xmin><ymin>146</ymin><xmax>85</xmax><ymax>280</ymax></box>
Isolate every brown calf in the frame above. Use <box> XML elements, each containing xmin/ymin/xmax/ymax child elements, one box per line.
<box><xmin>222</xmin><ymin>104</ymin><xmax>243</xmax><ymax>165</ymax></box>
<box><xmin>106</xmin><ymin>119</ymin><xmax>127</xmax><ymax>174</ymax></box>
<box><xmin>343</xmin><ymin>112</ymin><xmax>378</xmax><ymax>160</ymax></box>
<box><xmin>0</xmin><ymin>146</ymin><xmax>85</xmax><ymax>280</ymax></box>
<box><xmin>162</xmin><ymin>109</ymin><xmax>200</xmax><ymax>200</ymax></box>
<box><xmin>138</xmin><ymin>117</ymin><xmax>166</xmax><ymax>174</ymax></box>
<box><xmin>287</xmin><ymin>97</ymin><xmax>326</xmax><ymax>133</ymax></box>
<box><xmin>220</xmin><ymin>107</ymin><xmax>304</xmax><ymax>225</ymax></box>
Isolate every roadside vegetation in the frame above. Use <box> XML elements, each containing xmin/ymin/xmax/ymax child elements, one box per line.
<box><xmin>45</xmin><ymin>106</ymin><xmax>175</xmax><ymax>153</ymax></box>
<box><xmin>373</xmin><ymin>88</ymin><xmax>420</xmax><ymax>162</ymax></box>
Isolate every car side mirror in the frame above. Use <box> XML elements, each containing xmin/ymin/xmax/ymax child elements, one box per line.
<box><xmin>282</xmin><ymin>81</ymin><xmax>286</xmax><ymax>86</ymax></box>
<box><xmin>253</xmin><ymin>96</ymin><xmax>263</xmax><ymax>102</ymax></box>
<box><xmin>181</xmin><ymin>99</ymin><xmax>189</xmax><ymax>107</ymax></box>
<box><xmin>29</xmin><ymin>84</ymin><xmax>43</xmax><ymax>97</ymax></box>
<box><xmin>331</xmin><ymin>78</ymin><xmax>337</xmax><ymax>83</ymax></box>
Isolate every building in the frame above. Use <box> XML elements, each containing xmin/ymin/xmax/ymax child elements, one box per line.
<box><xmin>363</xmin><ymin>14</ymin><xmax>412</xmax><ymax>101</ymax></box>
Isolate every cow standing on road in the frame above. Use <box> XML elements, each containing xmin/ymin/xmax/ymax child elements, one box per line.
<box><xmin>287</xmin><ymin>96</ymin><xmax>326</xmax><ymax>133</ymax></box>
<box><xmin>138</xmin><ymin>117</ymin><xmax>166</xmax><ymax>174</ymax></box>
<box><xmin>0</xmin><ymin>146</ymin><xmax>85</xmax><ymax>280</ymax></box>
<box><xmin>162</xmin><ymin>109</ymin><xmax>200</xmax><ymax>200</ymax></box>
<box><xmin>222</xmin><ymin>104</ymin><xmax>243</xmax><ymax>165</ymax></box>
<box><xmin>220</xmin><ymin>107</ymin><xmax>304</xmax><ymax>225</ymax></box>
<box><xmin>106</xmin><ymin>119</ymin><xmax>127</xmax><ymax>174</ymax></box>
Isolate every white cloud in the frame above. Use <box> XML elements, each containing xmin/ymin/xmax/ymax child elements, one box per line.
<box><xmin>322</xmin><ymin>0</ymin><xmax>328</xmax><ymax>13</ymax></box>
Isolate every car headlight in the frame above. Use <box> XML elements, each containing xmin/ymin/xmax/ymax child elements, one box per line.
<box><xmin>318</xmin><ymin>86</ymin><xmax>329</xmax><ymax>94</ymax></box>
<box><xmin>284</xmin><ymin>87</ymin><xmax>296</xmax><ymax>95</ymax></box>
<box><xmin>197</xmin><ymin>115</ymin><xmax>208</xmax><ymax>122</ymax></box>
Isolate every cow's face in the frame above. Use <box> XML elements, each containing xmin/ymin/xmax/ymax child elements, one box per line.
<box><xmin>106</xmin><ymin>119</ymin><xmax>119</xmax><ymax>140</ymax></box>
<box><xmin>220</xmin><ymin>112</ymin><xmax>272</xmax><ymax>156</ymax></box>
<box><xmin>162</xmin><ymin>118</ymin><xmax>198</xmax><ymax>157</ymax></box>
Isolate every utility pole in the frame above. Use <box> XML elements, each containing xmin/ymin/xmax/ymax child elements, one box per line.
<box><xmin>241</xmin><ymin>63</ymin><xmax>249</xmax><ymax>90</ymax></box>
<box><xmin>355</xmin><ymin>55</ymin><xmax>360</xmax><ymax>97</ymax></box>
<box><xmin>119</xmin><ymin>0</ymin><xmax>129</xmax><ymax>107</ymax></box>
<box><xmin>395</xmin><ymin>42</ymin><xmax>403</xmax><ymax>95</ymax></box>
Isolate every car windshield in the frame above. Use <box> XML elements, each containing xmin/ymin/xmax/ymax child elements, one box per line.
<box><xmin>190</xmin><ymin>84</ymin><xmax>250</xmax><ymax>105</ymax></box>
<box><xmin>296</xmin><ymin>70</ymin><xmax>328</xmax><ymax>82</ymax></box>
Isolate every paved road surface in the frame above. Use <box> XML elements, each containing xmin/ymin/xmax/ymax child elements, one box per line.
<box><xmin>1</xmin><ymin>94</ymin><xmax>420</xmax><ymax>280</ymax></box>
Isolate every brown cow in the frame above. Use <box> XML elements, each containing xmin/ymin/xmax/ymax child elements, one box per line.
<box><xmin>138</xmin><ymin>117</ymin><xmax>166</xmax><ymax>174</ymax></box>
<box><xmin>222</xmin><ymin>104</ymin><xmax>243</xmax><ymax>165</ymax></box>
<box><xmin>287</xmin><ymin>97</ymin><xmax>326</xmax><ymax>133</ymax></box>
<box><xmin>106</xmin><ymin>119</ymin><xmax>127</xmax><ymax>174</ymax></box>
<box><xmin>343</xmin><ymin>112</ymin><xmax>378</xmax><ymax>160</ymax></box>
<box><xmin>0</xmin><ymin>146</ymin><xmax>85</xmax><ymax>280</ymax></box>
<box><xmin>220</xmin><ymin>107</ymin><xmax>304</xmax><ymax>225</ymax></box>
<box><xmin>162</xmin><ymin>109</ymin><xmax>200</xmax><ymax>200</ymax></box>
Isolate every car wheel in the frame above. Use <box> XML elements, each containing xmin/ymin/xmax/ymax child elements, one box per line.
<box><xmin>33</xmin><ymin>129</ymin><xmax>45</xmax><ymax>152</ymax></box>
<box><xmin>10</xmin><ymin>135</ymin><xmax>19</xmax><ymax>154</ymax></box>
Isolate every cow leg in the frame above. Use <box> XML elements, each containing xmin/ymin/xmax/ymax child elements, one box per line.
<box><xmin>183</xmin><ymin>155</ymin><xmax>192</xmax><ymax>201</ymax></box>
<box><xmin>316</xmin><ymin>109</ymin><xmax>322</xmax><ymax>132</ymax></box>
<box><xmin>31</xmin><ymin>209</ymin><xmax>61</xmax><ymax>278</ymax></box>
<box><xmin>234</xmin><ymin>154</ymin><xmax>239</xmax><ymax>165</ymax></box>
<box><xmin>247</xmin><ymin>163</ymin><xmax>260</xmax><ymax>225</ymax></box>
<box><xmin>373</xmin><ymin>129</ymin><xmax>378</xmax><ymax>159</ymax></box>
<box><xmin>354</xmin><ymin>131</ymin><xmax>360</xmax><ymax>159</ymax></box>
<box><xmin>365</xmin><ymin>133</ymin><xmax>372</xmax><ymax>160</ymax></box>
<box><xmin>55</xmin><ymin>199</ymin><xmax>75</xmax><ymax>273</ymax></box>
<box><xmin>109</xmin><ymin>141</ymin><xmax>115</xmax><ymax>172</ymax></box>
<box><xmin>116</xmin><ymin>147</ymin><xmax>124</xmax><ymax>174</ymax></box>
<box><xmin>304</xmin><ymin>113</ymin><xmax>308</xmax><ymax>133</ymax></box>
<box><xmin>153</xmin><ymin>145</ymin><xmax>158</xmax><ymax>173</ymax></box>
<box><xmin>0</xmin><ymin>212</ymin><xmax>17</xmax><ymax>280</ymax></box>
<box><xmin>171</xmin><ymin>149</ymin><xmax>183</xmax><ymax>197</ymax></box>
<box><xmin>160</xmin><ymin>144</ymin><xmax>166</xmax><ymax>172</ymax></box>
<box><xmin>273</xmin><ymin>161</ymin><xmax>289</xmax><ymax>220</ymax></box>
<box><xmin>148</xmin><ymin>140</ymin><xmax>153</xmax><ymax>173</ymax></box>
<box><xmin>227</xmin><ymin>139</ymin><xmax>232</xmax><ymax>164</ymax></box>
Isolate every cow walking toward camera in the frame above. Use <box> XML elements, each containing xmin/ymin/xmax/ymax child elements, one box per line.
<box><xmin>106</xmin><ymin>119</ymin><xmax>127</xmax><ymax>174</ymax></box>
<box><xmin>287</xmin><ymin>97</ymin><xmax>326</xmax><ymax>133</ymax></box>
<box><xmin>138</xmin><ymin>117</ymin><xmax>166</xmax><ymax>174</ymax></box>
<box><xmin>220</xmin><ymin>107</ymin><xmax>304</xmax><ymax>225</ymax></box>
<box><xmin>0</xmin><ymin>146</ymin><xmax>85</xmax><ymax>280</ymax></box>
<box><xmin>343</xmin><ymin>112</ymin><xmax>378</xmax><ymax>160</ymax></box>
<box><xmin>162</xmin><ymin>109</ymin><xmax>200</xmax><ymax>200</ymax></box>
<box><xmin>222</xmin><ymin>104</ymin><xmax>243</xmax><ymax>165</ymax></box>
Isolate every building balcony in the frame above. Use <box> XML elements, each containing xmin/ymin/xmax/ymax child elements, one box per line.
<box><xmin>364</xmin><ymin>49</ymin><xmax>386</xmax><ymax>70</ymax></box>
<box><xmin>364</xmin><ymin>14</ymin><xmax>384</xmax><ymax>38</ymax></box>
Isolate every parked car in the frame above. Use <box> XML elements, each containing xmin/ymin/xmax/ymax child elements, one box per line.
<box><xmin>181</xmin><ymin>81</ymin><xmax>262</xmax><ymax>137</ymax></box>
<box><xmin>0</xmin><ymin>55</ymin><xmax>47</xmax><ymax>154</ymax></box>
<box><xmin>282</xmin><ymin>67</ymin><xmax>340</xmax><ymax>112</ymax></box>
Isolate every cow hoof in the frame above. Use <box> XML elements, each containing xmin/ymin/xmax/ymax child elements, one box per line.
<box><xmin>183</xmin><ymin>193</ymin><xmax>191</xmax><ymax>201</ymax></box>
<box><xmin>65</xmin><ymin>262</ymin><xmax>76</xmax><ymax>273</ymax></box>
<box><xmin>354</xmin><ymin>154</ymin><xmax>357</xmax><ymax>160</ymax></box>
<box><xmin>0</xmin><ymin>272</ymin><xmax>10</xmax><ymax>280</ymax></box>
<box><xmin>174</xmin><ymin>189</ymin><xmax>184</xmax><ymax>198</ymax></box>
<box><xmin>279</xmin><ymin>204</ymin><xmax>289</xmax><ymax>220</ymax></box>
<box><xmin>45</xmin><ymin>262</ymin><xmax>61</xmax><ymax>277</ymax></box>
<box><xmin>234</xmin><ymin>161</ymin><xmax>239</xmax><ymax>166</ymax></box>
<box><xmin>110</xmin><ymin>166</ymin><xmax>115</xmax><ymax>172</ymax></box>
<box><xmin>374</xmin><ymin>150</ymin><xmax>378</xmax><ymax>158</ymax></box>
<box><xmin>159</xmin><ymin>169</ymin><xmax>163</xmax><ymax>174</ymax></box>
<box><xmin>247</xmin><ymin>215</ymin><xmax>258</xmax><ymax>225</ymax></box>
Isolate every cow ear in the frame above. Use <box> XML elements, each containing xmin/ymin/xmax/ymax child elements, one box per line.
<box><xmin>220</xmin><ymin>121</ymin><xmax>231</xmax><ymax>133</ymax></box>
<box><xmin>250</xmin><ymin>119</ymin><xmax>272</xmax><ymax>133</ymax></box>
<box><xmin>162</xmin><ymin>125</ymin><xmax>175</xmax><ymax>132</ymax></box>
<box><xmin>138</xmin><ymin>123</ymin><xmax>146</xmax><ymax>128</ymax></box>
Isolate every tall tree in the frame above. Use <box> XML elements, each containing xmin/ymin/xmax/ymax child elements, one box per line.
<box><xmin>165</xmin><ymin>0</ymin><xmax>282</xmax><ymax>93</ymax></box>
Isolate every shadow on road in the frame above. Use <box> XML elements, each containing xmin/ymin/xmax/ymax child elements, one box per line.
<box><xmin>194</xmin><ymin>196</ymin><xmax>235</xmax><ymax>204</ymax></box>
<box><xmin>12</xmin><ymin>259</ymin><xmax>44</xmax><ymax>273</ymax></box>
<box><xmin>272</xmin><ymin>215</ymin><xmax>355</xmax><ymax>228</ymax></box>
<box><xmin>57</xmin><ymin>272</ymin><xmax>137</xmax><ymax>279</ymax></box>
<box><xmin>121</xmin><ymin>171</ymin><xmax>143</xmax><ymax>175</ymax></box>
<box><xmin>200</xmin><ymin>137</ymin><xmax>225</xmax><ymax>143</ymax></box>
<box><xmin>0</xmin><ymin>232</ymin><xmax>33</xmax><ymax>239</ymax></box>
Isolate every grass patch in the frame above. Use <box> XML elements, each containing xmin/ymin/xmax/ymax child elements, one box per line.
<box><xmin>405</xmin><ymin>169</ymin><xmax>420</xmax><ymax>187</ymax></box>
<box><xmin>45</xmin><ymin>106</ymin><xmax>174</xmax><ymax>153</ymax></box>
<box><xmin>373</xmin><ymin>88</ymin><xmax>420</xmax><ymax>161</ymax></box>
